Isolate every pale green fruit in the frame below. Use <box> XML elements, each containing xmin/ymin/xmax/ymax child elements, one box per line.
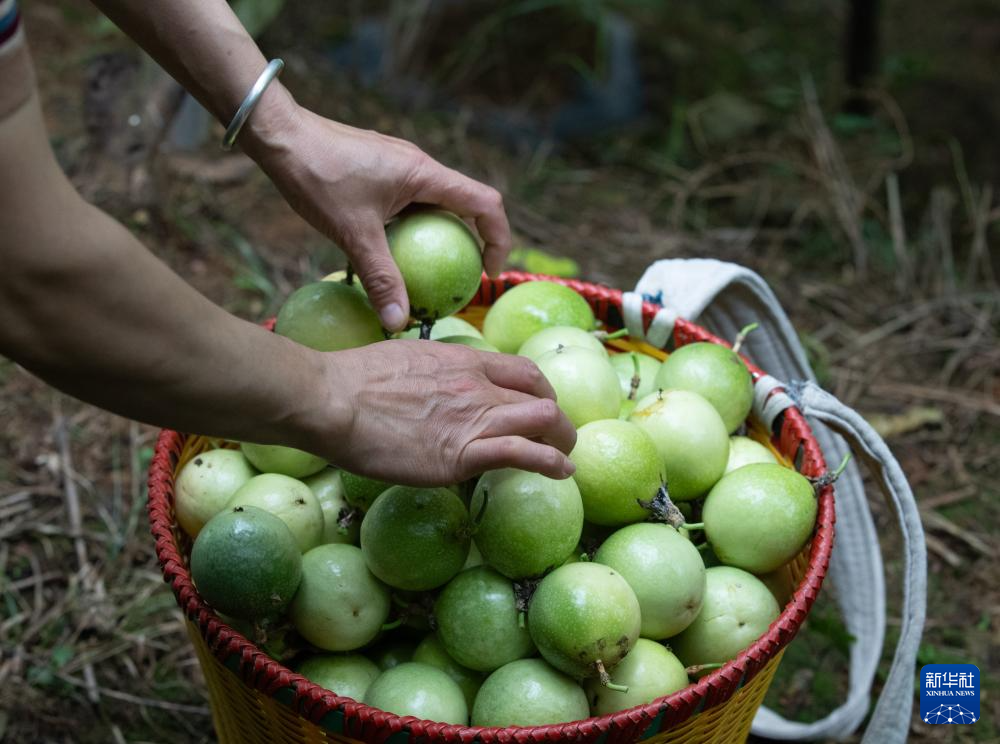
<box><xmin>225</xmin><ymin>473</ymin><xmax>324</xmax><ymax>553</ymax></box>
<box><xmin>240</xmin><ymin>442</ymin><xmax>327</xmax><ymax>479</ymax></box>
<box><xmin>517</xmin><ymin>325</ymin><xmax>606</xmax><ymax>360</ymax></box>
<box><xmin>528</xmin><ymin>562</ymin><xmax>641</xmax><ymax>679</ymax></box>
<box><xmin>399</xmin><ymin>315</ymin><xmax>483</xmax><ymax>340</ymax></box>
<box><xmin>594</xmin><ymin>523</ymin><xmax>705</xmax><ymax>639</ymax></box>
<box><xmin>297</xmin><ymin>654</ymin><xmax>380</xmax><ymax>700</ymax></box>
<box><xmin>483</xmin><ymin>281</ymin><xmax>595</xmax><ymax>354</ymax></box>
<box><xmin>585</xmin><ymin>640</ymin><xmax>688</xmax><ymax>715</ymax></box>
<box><xmin>275</xmin><ymin>281</ymin><xmax>384</xmax><ymax>351</ymax></box>
<box><xmin>703</xmin><ymin>463</ymin><xmax>817</xmax><ymax>573</ymax></box>
<box><xmin>290</xmin><ymin>544</ymin><xmax>390</xmax><ymax>651</ymax></box>
<box><xmin>413</xmin><ymin>634</ymin><xmax>485</xmax><ymax>709</ymax></box>
<box><xmin>471</xmin><ymin>469</ymin><xmax>583</xmax><ymax>579</ymax></box>
<box><xmin>472</xmin><ymin>659</ymin><xmax>589</xmax><ymax>727</ymax></box>
<box><xmin>364</xmin><ymin>662</ymin><xmax>468</xmax><ymax>724</ymax></box>
<box><xmin>434</xmin><ymin>567</ymin><xmax>535</xmax><ymax>672</ymax></box>
<box><xmin>175</xmin><ymin>448</ymin><xmax>257</xmax><ymax>538</ymax></box>
<box><xmin>725</xmin><ymin>436</ymin><xmax>778</xmax><ymax>474</ymax></box>
<box><xmin>386</xmin><ymin>209</ymin><xmax>483</xmax><ymax>321</ymax></box>
<box><xmin>437</xmin><ymin>335</ymin><xmax>499</xmax><ymax>352</ymax></box>
<box><xmin>609</xmin><ymin>352</ymin><xmax>662</xmax><ymax>401</ymax></box>
<box><xmin>628</xmin><ymin>390</ymin><xmax>729</xmax><ymax>501</ymax></box>
<box><xmin>303</xmin><ymin>469</ymin><xmax>359</xmax><ymax>545</ymax></box>
<box><xmin>668</xmin><ymin>566</ymin><xmax>780</xmax><ymax>668</ymax></box>
<box><xmin>536</xmin><ymin>346</ymin><xmax>621</xmax><ymax>427</ymax></box>
<box><xmin>656</xmin><ymin>342</ymin><xmax>753</xmax><ymax>433</ymax></box>
<box><xmin>569</xmin><ymin>420</ymin><xmax>661</xmax><ymax>526</ymax></box>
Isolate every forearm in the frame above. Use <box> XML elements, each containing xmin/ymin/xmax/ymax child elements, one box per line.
<box><xmin>0</xmin><ymin>95</ymin><xmax>332</xmax><ymax>450</ymax></box>
<box><xmin>88</xmin><ymin>0</ymin><xmax>294</xmax><ymax>152</ymax></box>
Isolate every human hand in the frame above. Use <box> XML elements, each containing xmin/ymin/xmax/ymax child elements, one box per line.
<box><xmin>244</xmin><ymin>102</ymin><xmax>511</xmax><ymax>332</ymax></box>
<box><xmin>309</xmin><ymin>340</ymin><xmax>577</xmax><ymax>486</ymax></box>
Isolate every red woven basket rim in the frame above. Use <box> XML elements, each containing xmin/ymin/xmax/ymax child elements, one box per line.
<box><xmin>148</xmin><ymin>271</ymin><xmax>835</xmax><ymax>744</ymax></box>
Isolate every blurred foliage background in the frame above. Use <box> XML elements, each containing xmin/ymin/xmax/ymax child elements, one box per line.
<box><xmin>1</xmin><ymin>1</ymin><xmax>997</xmax><ymax>742</ymax></box>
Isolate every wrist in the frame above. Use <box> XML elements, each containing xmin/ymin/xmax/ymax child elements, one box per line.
<box><xmin>282</xmin><ymin>346</ymin><xmax>357</xmax><ymax>464</ymax></box>
<box><xmin>234</xmin><ymin>78</ymin><xmax>300</xmax><ymax>162</ymax></box>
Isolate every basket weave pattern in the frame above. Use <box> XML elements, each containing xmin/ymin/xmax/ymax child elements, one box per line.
<box><xmin>148</xmin><ymin>272</ymin><xmax>835</xmax><ymax>744</ymax></box>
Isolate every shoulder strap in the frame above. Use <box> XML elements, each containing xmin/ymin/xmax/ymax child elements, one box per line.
<box><xmin>628</xmin><ymin>259</ymin><xmax>926</xmax><ymax>742</ymax></box>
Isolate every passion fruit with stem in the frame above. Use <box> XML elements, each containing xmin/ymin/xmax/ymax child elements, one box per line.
<box><xmin>655</xmin><ymin>342</ymin><xmax>753</xmax><ymax>434</ymax></box>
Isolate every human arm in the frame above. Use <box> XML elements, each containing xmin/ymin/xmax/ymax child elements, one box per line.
<box><xmin>88</xmin><ymin>0</ymin><xmax>512</xmax><ymax>332</ymax></box>
<box><xmin>0</xmin><ymin>92</ymin><xmax>574</xmax><ymax>484</ymax></box>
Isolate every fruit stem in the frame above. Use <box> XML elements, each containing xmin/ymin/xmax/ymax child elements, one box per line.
<box><xmin>595</xmin><ymin>660</ymin><xmax>629</xmax><ymax>693</ymax></box>
<box><xmin>638</xmin><ymin>482</ymin><xmax>686</xmax><ymax>528</ymax></box>
<box><xmin>518</xmin><ymin>610</ymin><xmax>526</xmax><ymax>629</ymax></box>
<box><xmin>345</xmin><ymin>262</ymin><xmax>354</xmax><ymax>286</ymax></box>
<box><xmin>686</xmin><ymin>662</ymin><xmax>723</xmax><ymax>675</ymax></box>
<box><xmin>380</xmin><ymin>618</ymin><xmax>404</xmax><ymax>631</ymax></box>
<box><xmin>419</xmin><ymin>319</ymin><xmax>434</xmax><ymax>340</ymax></box>
<box><xmin>594</xmin><ymin>329</ymin><xmax>629</xmax><ymax>341</ymax></box>
<box><xmin>809</xmin><ymin>453</ymin><xmax>853</xmax><ymax>490</ymax></box>
<box><xmin>732</xmin><ymin>322</ymin><xmax>759</xmax><ymax>355</ymax></box>
<box><xmin>628</xmin><ymin>352</ymin><xmax>641</xmax><ymax>401</ymax></box>
<box><xmin>683</xmin><ymin>522</ymin><xmax>705</xmax><ymax>531</ymax></box>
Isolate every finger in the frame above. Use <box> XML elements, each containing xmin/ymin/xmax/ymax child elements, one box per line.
<box><xmin>482</xmin><ymin>354</ymin><xmax>557</xmax><ymax>401</ymax></box>
<box><xmin>410</xmin><ymin>161</ymin><xmax>512</xmax><ymax>277</ymax></box>
<box><xmin>344</xmin><ymin>218</ymin><xmax>410</xmax><ymax>332</ymax></box>
<box><xmin>481</xmin><ymin>399</ymin><xmax>577</xmax><ymax>454</ymax></box>
<box><xmin>460</xmin><ymin>436</ymin><xmax>575</xmax><ymax>480</ymax></box>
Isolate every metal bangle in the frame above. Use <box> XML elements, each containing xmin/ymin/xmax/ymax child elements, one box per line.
<box><xmin>221</xmin><ymin>58</ymin><xmax>284</xmax><ymax>151</ymax></box>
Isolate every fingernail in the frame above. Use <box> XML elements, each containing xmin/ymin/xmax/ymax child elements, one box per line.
<box><xmin>562</xmin><ymin>459</ymin><xmax>576</xmax><ymax>477</ymax></box>
<box><xmin>380</xmin><ymin>303</ymin><xmax>406</xmax><ymax>332</ymax></box>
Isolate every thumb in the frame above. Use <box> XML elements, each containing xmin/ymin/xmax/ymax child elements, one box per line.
<box><xmin>344</xmin><ymin>222</ymin><xmax>410</xmax><ymax>332</ymax></box>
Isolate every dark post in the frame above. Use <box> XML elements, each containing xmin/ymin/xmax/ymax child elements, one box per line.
<box><xmin>844</xmin><ymin>0</ymin><xmax>881</xmax><ymax>113</ymax></box>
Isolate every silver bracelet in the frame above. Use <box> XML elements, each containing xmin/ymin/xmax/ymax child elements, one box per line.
<box><xmin>221</xmin><ymin>58</ymin><xmax>284</xmax><ymax>151</ymax></box>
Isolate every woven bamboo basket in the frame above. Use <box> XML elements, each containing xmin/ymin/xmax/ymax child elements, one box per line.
<box><xmin>148</xmin><ymin>271</ymin><xmax>835</xmax><ymax>744</ymax></box>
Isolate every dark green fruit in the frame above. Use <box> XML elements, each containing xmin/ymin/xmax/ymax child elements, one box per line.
<box><xmin>386</xmin><ymin>209</ymin><xmax>483</xmax><ymax>321</ymax></box>
<box><xmin>472</xmin><ymin>659</ymin><xmax>589</xmax><ymax>727</ymax></box>
<box><xmin>297</xmin><ymin>654</ymin><xmax>380</xmax><ymax>700</ymax></box>
<box><xmin>413</xmin><ymin>633</ymin><xmax>485</xmax><ymax>709</ymax></box>
<box><xmin>471</xmin><ymin>469</ymin><xmax>583</xmax><ymax>579</ymax></box>
<box><xmin>371</xmin><ymin>639</ymin><xmax>418</xmax><ymax>671</ymax></box>
<box><xmin>341</xmin><ymin>472</ymin><xmax>393</xmax><ymax>512</ymax></box>
<box><xmin>364</xmin><ymin>662</ymin><xmax>468</xmax><ymax>724</ymax></box>
<box><xmin>361</xmin><ymin>487</ymin><xmax>470</xmax><ymax>590</ymax></box>
<box><xmin>655</xmin><ymin>342</ymin><xmax>753</xmax><ymax>433</ymax></box>
<box><xmin>240</xmin><ymin>442</ymin><xmax>327</xmax><ymax>479</ymax></box>
<box><xmin>528</xmin><ymin>562</ymin><xmax>641</xmax><ymax>680</ymax></box>
<box><xmin>434</xmin><ymin>567</ymin><xmax>535</xmax><ymax>672</ymax></box>
<box><xmin>190</xmin><ymin>506</ymin><xmax>301</xmax><ymax>621</ymax></box>
<box><xmin>275</xmin><ymin>281</ymin><xmax>384</xmax><ymax>351</ymax></box>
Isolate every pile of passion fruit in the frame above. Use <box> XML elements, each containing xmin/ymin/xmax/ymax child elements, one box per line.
<box><xmin>177</xmin><ymin>210</ymin><xmax>821</xmax><ymax>727</ymax></box>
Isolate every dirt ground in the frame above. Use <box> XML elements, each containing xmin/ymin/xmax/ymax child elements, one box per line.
<box><xmin>1</xmin><ymin>2</ymin><xmax>998</xmax><ymax>743</ymax></box>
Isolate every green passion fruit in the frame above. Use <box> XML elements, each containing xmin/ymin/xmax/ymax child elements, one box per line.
<box><xmin>725</xmin><ymin>435</ymin><xmax>778</xmax><ymax>474</ymax></box>
<box><xmin>667</xmin><ymin>566</ymin><xmax>780</xmax><ymax>669</ymax></box>
<box><xmin>372</xmin><ymin>639</ymin><xmax>418</xmax><ymax>671</ymax></box>
<box><xmin>569</xmin><ymin>419</ymin><xmax>662</xmax><ymax>526</ymax></box>
<box><xmin>386</xmin><ymin>209</ymin><xmax>483</xmax><ymax>321</ymax></box>
<box><xmin>472</xmin><ymin>658</ymin><xmax>589</xmax><ymax>727</ymax></box>
<box><xmin>360</xmin><ymin>486</ymin><xmax>470</xmax><ymax>590</ymax></box>
<box><xmin>585</xmin><ymin>639</ymin><xmax>688</xmax><ymax>716</ymax></box>
<box><xmin>296</xmin><ymin>654</ymin><xmax>380</xmax><ymax>700</ymax></box>
<box><xmin>240</xmin><ymin>442</ymin><xmax>327</xmax><ymax>479</ymax></box>
<box><xmin>190</xmin><ymin>505</ymin><xmax>301</xmax><ymax>621</ymax></box>
<box><xmin>594</xmin><ymin>523</ymin><xmax>705</xmax><ymax>639</ymax></box>
<box><xmin>275</xmin><ymin>281</ymin><xmax>384</xmax><ymax>351</ymax></box>
<box><xmin>434</xmin><ymin>566</ymin><xmax>535</xmax><ymax>672</ymax></box>
<box><xmin>412</xmin><ymin>633</ymin><xmax>486</xmax><ymax>709</ymax></box>
<box><xmin>628</xmin><ymin>390</ymin><xmax>729</xmax><ymax>501</ymax></box>
<box><xmin>289</xmin><ymin>544</ymin><xmax>390</xmax><ymax>651</ymax></box>
<box><xmin>364</xmin><ymin>662</ymin><xmax>468</xmax><ymax>725</ymax></box>
<box><xmin>399</xmin><ymin>315</ymin><xmax>483</xmax><ymax>340</ymax></box>
<box><xmin>303</xmin><ymin>469</ymin><xmax>359</xmax><ymax>545</ymax></box>
<box><xmin>535</xmin><ymin>346</ymin><xmax>622</xmax><ymax>427</ymax></box>
<box><xmin>482</xmin><ymin>281</ymin><xmax>595</xmax><ymax>354</ymax></box>
<box><xmin>341</xmin><ymin>472</ymin><xmax>393</xmax><ymax>512</ymax></box>
<box><xmin>703</xmin><ymin>463</ymin><xmax>817</xmax><ymax>574</ymax></box>
<box><xmin>174</xmin><ymin>448</ymin><xmax>257</xmax><ymax>539</ymax></box>
<box><xmin>471</xmin><ymin>469</ymin><xmax>583</xmax><ymax>580</ymax></box>
<box><xmin>528</xmin><ymin>562</ymin><xmax>641</xmax><ymax>681</ymax></box>
<box><xmin>224</xmin><ymin>473</ymin><xmax>324</xmax><ymax>553</ymax></box>
<box><xmin>609</xmin><ymin>351</ymin><xmax>662</xmax><ymax>402</ymax></box>
<box><xmin>655</xmin><ymin>342</ymin><xmax>753</xmax><ymax>434</ymax></box>
<box><xmin>517</xmin><ymin>325</ymin><xmax>607</xmax><ymax>360</ymax></box>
